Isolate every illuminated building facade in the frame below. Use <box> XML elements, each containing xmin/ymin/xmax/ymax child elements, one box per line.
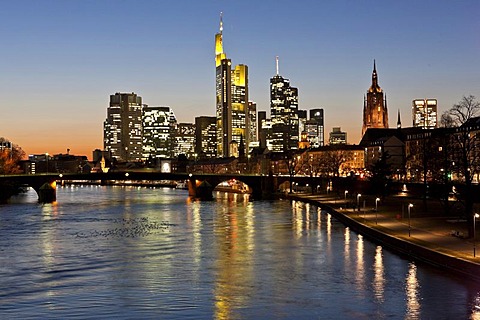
<box><xmin>362</xmin><ymin>61</ymin><xmax>389</xmax><ymax>136</ymax></box>
<box><xmin>215</xmin><ymin>14</ymin><xmax>249</xmax><ymax>157</ymax></box>
<box><xmin>195</xmin><ymin>116</ymin><xmax>217</xmax><ymax>159</ymax></box>
<box><xmin>248</xmin><ymin>101</ymin><xmax>257</xmax><ymax>148</ymax></box>
<box><xmin>270</xmin><ymin>57</ymin><xmax>299</xmax><ymax>152</ymax></box>
<box><xmin>173</xmin><ymin>123</ymin><xmax>196</xmax><ymax>159</ymax></box>
<box><xmin>104</xmin><ymin>92</ymin><xmax>143</xmax><ymax>161</ymax></box>
<box><xmin>142</xmin><ymin>106</ymin><xmax>177</xmax><ymax>159</ymax></box>
<box><xmin>412</xmin><ymin>99</ymin><xmax>437</xmax><ymax>129</ymax></box>
<box><xmin>306</xmin><ymin>108</ymin><xmax>324</xmax><ymax>147</ymax></box>
<box><xmin>329</xmin><ymin>127</ymin><xmax>347</xmax><ymax>145</ymax></box>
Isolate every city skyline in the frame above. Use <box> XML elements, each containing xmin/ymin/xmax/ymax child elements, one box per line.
<box><xmin>0</xmin><ymin>1</ymin><xmax>478</xmax><ymax>157</ymax></box>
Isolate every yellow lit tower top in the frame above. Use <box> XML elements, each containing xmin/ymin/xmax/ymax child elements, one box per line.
<box><xmin>215</xmin><ymin>12</ymin><xmax>226</xmax><ymax>67</ymax></box>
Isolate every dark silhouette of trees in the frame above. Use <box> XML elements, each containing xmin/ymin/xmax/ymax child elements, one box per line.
<box><xmin>442</xmin><ymin>95</ymin><xmax>480</xmax><ymax>237</ymax></box>
<box><xmin>368</xmin><ymin>151</ymin><xmax>392</xmax><ymax>198</ymax></box>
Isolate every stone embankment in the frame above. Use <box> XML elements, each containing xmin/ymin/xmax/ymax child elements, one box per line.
<box><xmin>286</xmin><ymin>193</ymin><xmax>480</xmax><ymax>282</ymax></box>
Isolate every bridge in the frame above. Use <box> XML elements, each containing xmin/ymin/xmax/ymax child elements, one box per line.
<box><xmin>0</xmin><ymin>171</ymin><xmax>325</xmax><ymax>203</ymax></box>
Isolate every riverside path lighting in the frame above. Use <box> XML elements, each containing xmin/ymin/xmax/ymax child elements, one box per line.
<box><xmin>475</xmin><ymin>213</ymin><xmax>480</xmax><ymax>257</ymax></box>
<box><xmin>345</xmin><ymin>190</ymin><xmax>349</xmax><ymax>201</ymax></box>
<box><xmin>408</xmin><ymin>203</ymin><xmax>413</xmax><ymax>237</ymax></box>
<box><xmin>375</xmin><ymin>198</ymin><xmax>380</xmax><ymax>224</ymax></box>
<box><xmin>357</xmin><ymin>194</ymin><xmax>362</xmax><ymax>211</ymax></box>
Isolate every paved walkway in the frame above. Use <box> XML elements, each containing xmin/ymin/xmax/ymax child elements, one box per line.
<box><xmin>288</xmin><ymin>192</ymin><xmax>480</xmax><ymax>265</ymax></box>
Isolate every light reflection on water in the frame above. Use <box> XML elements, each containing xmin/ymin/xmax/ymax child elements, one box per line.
<box><xmin>0</xmin><ymin>186</ymin><xmax>479</xmax><ymax>319</ymax></box>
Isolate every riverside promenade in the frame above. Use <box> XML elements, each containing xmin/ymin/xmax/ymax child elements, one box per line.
<box><xmin>285</xmin><ymin>192</ymin><xmax>480</xmax><ymax>281</ymax></box>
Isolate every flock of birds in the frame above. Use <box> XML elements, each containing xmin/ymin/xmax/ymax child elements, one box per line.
<box><xmin>75</xmin><ymin>217</ymin><xmax>176</xmax><ymax>239</ymax></box>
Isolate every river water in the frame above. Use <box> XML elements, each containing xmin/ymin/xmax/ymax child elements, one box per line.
<box><xmin>1</xmin><ymin>185</ymin><xmax>480</xmax><ymax>319</ymax></box>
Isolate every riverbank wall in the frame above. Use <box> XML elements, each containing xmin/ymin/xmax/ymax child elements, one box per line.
<box><xmin>286</xmin><ymin>194</ymin><xmax>480</xmax><ymax>282</ymax></box>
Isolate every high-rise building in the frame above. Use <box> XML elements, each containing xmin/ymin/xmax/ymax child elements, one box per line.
<box><xmin>307</xmin><ymin>108</ymin><xmax>324</xmax><ymax>147</ymax></box>
<box><xmin>173</xmin><ymin>123</ymin><xmax>196</xmax><ymax>159</ymax></box>
<box><xmin>329</xmin><ymin>127</ymin><xmax>347</xmax><ymax>145</ymax></box>
<box><xmin>248</xmin><ymin>101</ymin><xmax>257</xmax><ymax>148</ymax></box>
<box><xmin>104</xmin><ymin>92</ymin><xmax>143</xmax><ymax>161</ymax></box>
<box><xmin>195</xmin><ymin>116</ymin><xmax>217</xmax><ymax>159</ymax></box>
<box><xmin>412</xmin><ymin>99</ymin><xmax>437</xmax><ymax>129</ymax></box>
<box><xmin>257</xmin><ymin>111</ymin><xmax>267</xmax><ymax>148</ymax></box>
<box><xmin>270</xmin><ymin>56</ymin><xmax>299</xmax><ymax>152</ymax></box>
<box><xmin>142</xmin><ymin>106</ymin><xmax>177</xmax><ymax>159</ymax></box>
<box><xmin>362</xmin><ymin>61</ymin><xmax>388</xmax><ymax>136</ymax></box>
<box><xmin>298</xmin><ymin>109</ymin><xmax>308</xmax><ymax>138</ymax></box>
<box><xmin>214</xmin><ymin>14</ymin><xmax>249</xmax><ymax>158</ymax></box>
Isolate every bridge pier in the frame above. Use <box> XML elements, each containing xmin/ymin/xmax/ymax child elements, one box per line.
<box><xmin>188</xmin><ymin>178</ymin><xmax>214</xmax><ymax>200</ymax></box>
<box><xmin>37</xmin><ymin>181</ymin><xmax>57</xmax><ymax>203</ymax></box>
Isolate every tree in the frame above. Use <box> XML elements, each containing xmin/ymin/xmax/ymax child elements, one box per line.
<box><xmin>317</xmin><ymin>149</ymin><xmax>351</xmax><ymax>177</ymax></box>
<box><xmin>0</xmin><ymin>138</ymin><xmax>26</xmax><ymax>202</ymax></box>
<box><xmin>441</xmin><ymin>95</ymin><xmax>480</xmax><ymax>237</ymax></box>
<box><xmin>0</xmin><ymin>138</ymin><xmax>25</xmax><ymax>174</ymax></box>
<box><xmin>283</xmin><ymin>150</ymin><xmax>305</xmax><ymax>193</ymax></box>
<box><xmin>368</xmin><ymin>151</ymin><xmax>392</xmax><ymax>198</ymax></box>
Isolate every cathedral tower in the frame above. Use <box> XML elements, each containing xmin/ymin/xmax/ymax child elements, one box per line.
<box><xmin>362</xmin><ymin>60</ymin><xmax>389</xmax><ymax>136</ymax></box>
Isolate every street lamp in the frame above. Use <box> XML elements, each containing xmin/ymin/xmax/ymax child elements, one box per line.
<box><xmin>357</xmin><ymin>194</ymin><xmax>362</xmax><ymax>211</ymax></box>
<box><xmin>46</xmin><ymin>153</ymin><xmax>49</xmax><ymax>174</ymax></box>
<box><xmin>345</xmin><ymin>190</ymin><xmax>349</xmax><ymax>201</ymax></box>
<box><xmin>408</xmin><ymin>203</ymin><xmax>413</xmax><ymax>237</ymax></box>
<box><xmin>375</xmin><ymin>198</ymin><xmax>380</xmax><ymax>224</ymax></box>
<box><xmin>474</xmin><ymin>213</ymin><xmax>479</xmax><ymax>257</ymax></box>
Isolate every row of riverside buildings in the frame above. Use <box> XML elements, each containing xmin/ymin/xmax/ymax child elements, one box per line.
<box><xmin>18</xmin><ymin>15</ymin><xmax>463</xmax><ymax>184</ymax></box>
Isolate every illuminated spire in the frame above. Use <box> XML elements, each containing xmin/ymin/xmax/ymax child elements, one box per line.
<box><xmin>220</xmin><ymin>12</ymin><xmax>223</xmax><ymax>33</ymax></box>
<box><xmin>275</xmin><ymin>56</ymin><xmax>279</xmax><ymax>75</ymax></box>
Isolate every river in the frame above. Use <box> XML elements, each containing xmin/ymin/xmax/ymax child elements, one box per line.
<box><xmin>1</xmin><ymin>185</ymin><xmax>480</xmax><ymax>319</ymax></box>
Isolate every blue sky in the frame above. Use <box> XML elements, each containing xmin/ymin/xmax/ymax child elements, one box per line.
<box><xmin>0</xmin><ymin>0</ymin><xmax>478</xmax><ymax>156</ymax></box>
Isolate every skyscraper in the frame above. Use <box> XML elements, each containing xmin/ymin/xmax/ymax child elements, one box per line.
<box><xmin>215</xmin><ymin>13</ymin><xmax>249</xmax><ymax>158</ymax></box>
<box><xmin>248</xmin><ymin>101</ymin><xmax>257</xmax><ymax>148</ymax></box>
<box><xmin>362</xmin><ymin>61</ymin><xmax>389</xmax><ymax>136</ymax></box>
<box><xmin>195</xmin><ymin>116</ymin><xmax>217</xmax><ymax>159</ymax></box>
<box><xmin>142</xmin><ymin>105</ymin><xmax>177</xmax><ymax>159</ymax></box>
<box><xmin>173</xmin><ymin>123</ymin><xmax>195</xmax><ymax>159</ymax></box>
<box><xmin>412</xmin><ymin>99</ymin><xmax>437</xmax><ymax>129</ymax></box>
<box><xmin>307</xmin><ymin>108</ymin><xmax>324</xmax><ymax>147</ymax></box>
<box><xmin>270</xmin><ymin>56</ymin><xmax>299</xmax><ymax>152</ymax></box>
<box><xmin>104</xmin><ymin>92</ymin><xmax>143</xmax><ymax>161</ymax></box>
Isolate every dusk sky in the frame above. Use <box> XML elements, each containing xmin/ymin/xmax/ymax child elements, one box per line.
<box><xmin>0</xmin><ymin>1</ymin><xmax>478</xmax><ymax>158</ymax></box>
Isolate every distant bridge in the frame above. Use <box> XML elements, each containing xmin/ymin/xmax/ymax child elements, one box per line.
<box><xmin>0</xmin><ymin>171</ymin><xmax>325</xmax><ymax>203</ymax></box>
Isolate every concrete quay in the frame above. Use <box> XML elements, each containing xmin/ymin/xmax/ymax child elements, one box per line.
<box><xmin>285</xmin><ymin>192</ymin><xmax>480</xmax><ymax>282</ymax></box>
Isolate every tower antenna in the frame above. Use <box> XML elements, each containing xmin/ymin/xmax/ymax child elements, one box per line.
<box><xmin>276</xmin><ymin>56</ymin><xmax>279</xmax><ymax>75</ymax></box>
<box><xmin>219</xmin><ymin>12</ymin><xmax>223</xmax><ymax>33</ymax></box>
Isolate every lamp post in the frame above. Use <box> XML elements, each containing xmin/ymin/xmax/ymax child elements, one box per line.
<box><xmin>474</xmin><ymin>213</ymin><xmax>479</xmax><ymax>257</ymax></box>
<box><xmin>408</xmin><ymin>203</ymin><xmax>413</xmax><ymax>237</ymax></box>
<box><xmin>345</xmin><ymin>190</ymin><xmax>349</xmax><ymax>201</ymax></box>
<box><xmin>375</xmin><ymin>198</ymin><xmax>380</xmax><ymax>224</ymax></box>
<box><xmin>357</xmin><ymin>194</ymin><xmax>362</xmax><ymax>212</ymax></box>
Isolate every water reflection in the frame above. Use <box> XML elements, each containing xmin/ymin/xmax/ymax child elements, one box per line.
<box><xmin>471</xmin><ymin>292</ymin><xmax>480</xmax><ymax>319</ymax></box>
<box><xmin>344</xmin><ymin>227</ymin><xmax>351</xmax><ymax>270</ymax></box>
<box><xmin>356</xmin><ymin>234</ymin><xmax>365</xmax><ymax>291</ymax></box>
<box><xmin>213</xmin><ymin>193</ymin><xmax>254</xmax><ymax>320</ymax></box>
<box><xmin>373</xmin><ymin>246</ymin><xmax>385</xmax><ymax>303</ymax></box>
<box><xmin>405</xmin><ymin>262</ymin><xmax>421</xmax><ymax>319</ymax></box>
